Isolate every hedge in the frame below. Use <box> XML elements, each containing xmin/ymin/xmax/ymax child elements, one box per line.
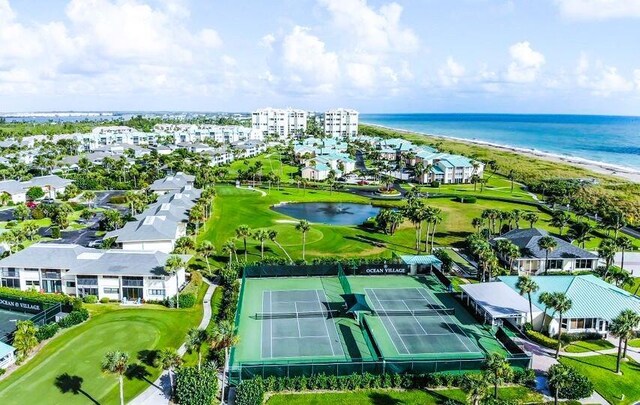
<box><xmin>525</xmin><ymin>328</ymin><xmax>559</xmax><ymax>349</ymax></box>
<box><xmin>178</xmin><ymin>293</ymin><xmax>196</xmax><ymax>309</ymax></box>
<box><xmin>548</xmin><ymin>365</ymin><xmax>593</xmax><ymax>400</ymax></box>
<box><xmin>35</xmin><ymin>323</ymin><xmax>60</xmax><ymax>342</ymax></box>
<box><xmin>82</xmin><ymin>295</ymin><xmax>98</xmax><ymax>304</ymax></box>
<box><xmin>234</xmin><ymin>370</ymin><xmax>536</xmax><ymax>405</ymax></box>
<box><xmin>174</xmin><ymin>363</ymin><xmax>218</xmax><ymax>405</ymax></box>
<box><xmin>0</xmin><ymin>287</ymin><xmax>82</xmax><ymax>309</ymax></box>
<box><xmin>455</xmin><ymin>196</ymin><xmax>477</xmax><ymax>203</ymax></box>
<box><xmin>58</xmin><ymin>308</ymin><xmax>90</xmax><ymax>328</ymax></box>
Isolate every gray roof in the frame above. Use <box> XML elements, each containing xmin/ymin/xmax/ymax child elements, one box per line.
<box><xmin>106</xmin><ymin>216</ymin><xmax>179</xmax><ymax>242</ymax></box>
<box><xmin>460</xmin><ymin>281</ymin><xmax>539</xmax><ymax>319</ymax></box>
<box><xmin>0</xmin><ymin>244</ymin><xmax>91</xmax><ymax>269</ymax></box>
<box><xmin>492</xmin><ymin>228</ymin><xmax>598</xmax><ymax>260</ymax></box>
<box><xmin>136</xmin><ymin>202</ymin><xmax>189</xmax><ymax>222</ymax></box>
<box><xmin>155</xmin><ymin>190</ymin><xmax>199</xmax><ymax>209</ymax></box>
<box><xmin>149</xmin><ymin>173</ymin><xmax>195</xmax><ymax>192</ymax></box>
<box><xmin>23</xmin><ymin>175</ymin><xmax>73</xmax><ymax>189</ymax></box>
<box><xmin>0</xmin><ymin>180</ymin><xmax>26</xmax><ymax>195</ymax></box>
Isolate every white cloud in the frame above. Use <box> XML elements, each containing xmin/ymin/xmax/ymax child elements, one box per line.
<box><xmin>575</xmin><ymin>54</ymin><xmax>635</xmax><ymax>95</ymax></box>
<box><xmin>319</xmin><ymin>0</ymin><xmax>418</xmax><ymax>53</ymax></box>
<box><xmin>505</xmin><ymin>41</ymin><xmax>545</xmax><ymax>83</ymax></box>
<box><xmin>556</xmin><ymin>0</ymin><xmax>640</xmax><ymax>19</ymax></box>
<box><xmin>438</xmin><ymin>57</ymin><xmax>466</xmax><ymax>86</ymax></box>
<box><xmin>260</xmin><ymin>34</ymin><xmax>276</xmax><ymax>49</ymax></box>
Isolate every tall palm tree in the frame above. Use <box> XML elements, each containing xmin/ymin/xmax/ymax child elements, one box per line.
<box><xmin>101</xmin><ymin>351</ymin><xmax>129</xmax><ymax>405</ymax></box>
<box><xmin>471</xmin><ymin>217</ymin><xmax>484</xmax><ymax>234</ymax></box>
<box><xmin>428</xmin><ymin>207</ymin><xmax>443</xmax><ymax>253</ymax></box>
<box><xmin>550</xmin><ymin>293</ymin><xmax>572</xmax><ymax>358</ymax></box>
<box><xmin>550</xmin><ymin>211</ymin><xmax>571</xmax><ymax>236</ymax></box>
<box><xmin>496</xmin><ymin>239</ymin><xmax>520</xmax><ymax>272</ymax></box>
<box><xmin>598</xmin><ymin>238</ymin><xmax>618</xmax><ymax>279</ymax></box>
<box><xmin>253</xmin><ymin>229</ymin><xmax>270</xmax><ymax>260</ymax></box>
<box><xmin>189</xmin><ymin>204</ymin><xmax>206</xmax><ymax>241</ymax></box>
<box><xmin>621</xmin><ymin>309</ymin><xmax>640</xmax><ymax>358</ymax></box>
<box><xmin>523</xmin><ymin>212</ymin><xmax>539</xmax><ymax>228</ymax></box>
<box><xmin>568</xmin><ymin>221</ymin><xmax>593</xmax><ymax>248</ymax></box>
<box><xmin>185</xmin><ymin>328</ymin><xmax>208</xmax><ymax>371</ymax></box>
<box><xmin>210</xmin><ymin>320</ymin><xmax>239</xmax><ymax>405</ymax></box>
<box><xmin>516</xmin><ymin>276</ymin><xmax>539</xmax><ymax>324</ymax></box>
<box><xmin>222</xmin><ymin>239</ymin><xmax>237</xmax><ymax>264</ymax></box>
<box><xmin>268</xmin><ymin>230</ymin><xmax>292</xmax><ymax>263</ymax></box>
<box><xmin>616</xmin><ymin>236</ymin><xmax>633</xmax><ymax>272</ymax></box>
<box><xmin>165</xmin><ymin>255</ymin><xmax>185</xmax><ymax>309</ymax></box>
<box><xmin>483</xmin><ymin>353</ymin><xmax>513</xmax><ymax>399</ymax></box>
<box><xmin>537</xmin><ymin>291</ymin><xmax>553</xmax><ymax>332</ymax></box>
<box><xmin>235</xmin><ymin>225</ymin><xmax>251</xmax><ymax>261</ymax></box>
<box><xmin>196</xmin><ymin>241</ymin><xmax>215</xmax><ymax>273</ymax></box>
<box><xmin>156</xmin><ymin>348</ymin><xmax>182</xmax><ymax>396</ymax></box>
<box><xmin>460</xmin><ymin>373</ymin><xmax>489</xmax><ymax>405</ymax></box>
<box><xmin>537</xmin><ymin>236</ymin><xmax>558</xmax><ymax>275</ymax></box>
<box><xmin>295</xmin><ymin>220</ymin><xmax>311</xmax><ymax>261</ymax></box>
<box><xmin>547</xmin><ymin>364</ymin><xmax>572</xmax><ymax>405</ymax></box>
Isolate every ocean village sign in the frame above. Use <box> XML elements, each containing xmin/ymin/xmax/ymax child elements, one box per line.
<box><xmin>0</xmin><ymin>297</ymin><xmax>44</xmax><ymax>313</ymax></box>
<box><xmin>358</xmin><ymin>263</ymin><xmax>408</xmax><ymax>275</ymax></box>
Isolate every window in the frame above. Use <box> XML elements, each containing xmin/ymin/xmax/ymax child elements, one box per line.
<box><xmin>148</xmin><ymin>276</ymin><xmax>164</xmax><ymax>280</ymax></box>
<box><xmin>149</xmin><ymin>289</ymin><xmax>165</xmax><ymax>296</ymax></box>
<box><xmin>103</xmin><ymin>288</ymin><xmax>119</xmax><ymax>294</ymax></box>
<box><xmin>26</xmin><ymin>280</ymin><xmax>40</xmax><ymax>287</ymax></box>
<box><xmin>585</xmin><ymin>318</ymin><xmax>594</xmax><ymax>329</ymax></box>
<box><xmin>1</xmin><ymin>278</ymin><xmax>20</xmax><ymax>288</ymax></box>
<box><xmin>575</xmin><ymin>259</ymin><xmax>592</xmax><ymax>269</ymax></box>
<box><xmin>66</xmin><ymin>281</ymin><xmax>76</xmax><ymax>288</ymax></box>
<box><xmin>546</xmin><ymin>259</ymin><xmax>563</xmax><ymax>270</ymax></box>
<box><xmin>102</xmin><ymin>275</ymin><xmax>119</xmax><ymax>279</ymax></box>
<box><xmin>571</xmin><ymin>319</ymin><xmax>585</xmax><ymax>329</ymax></box>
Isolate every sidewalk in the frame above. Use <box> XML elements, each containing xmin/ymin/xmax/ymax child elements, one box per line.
<box><xmin>130</xmin><ymin>279</ymin><xmax>217</xmax><ymax>405</ymax></box>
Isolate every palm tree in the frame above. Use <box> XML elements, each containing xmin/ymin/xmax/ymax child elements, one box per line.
<box><xmin>460</xmin><ymin>373</ymin><xmax>489</xmax><ymax>405</ymax></box>
<box><xmin>196</xmin><ymin>241</ymin><xmax>215</xmax><ymax>273</ymax></box>
<box><xmin>81</xmin><ymin>190</ymin><xmax>96</xmax><ymax>208</ymax></box>
<box><xmin>621</xmin><ymin>309</ymin><xmax>640</xmax><ymax>358</ymax></box>
<box><xmin>185</xmin><ymin>327</ymin><xmax>208</xmax><ymax>372</ymax></box>
<box><xmin>165</xmin><ymin>255</ymin><xmax>185</xmax><ymax>309</ymax></box>
<box><xmin>537</xmin><ymin>236</ymin><xmax>558</xmax><ymax>275</ymax></box>
<box><xmin>547</xmin><ymin>364</ymin><xmax>572</xmax><ymax>405</ymax></box>
<box><xmin>101</xmin><ymin>351</ymin><xmax>129</xmax><ymax>405</ymax></box>
<box><xmin>253</xmin><ymin>229</ymin><xmax>270</xmax><ymax>260</ymax></box>
<box><xmin>428</xmin><ymin>207</ymin><xmax>443</xmax><ymax>253</ymax></box>
<box><xmin>537</xmin><ymin>291</ymin><xmax>553</xmax><ymax>332</ymax></box>
<box><xmin>189</xmin><ymin>204</ymin><xmax>206</xmax><ymax>240</ymax></box>
<box><xmin>550</xmin><ymin>293</ymin><xmax>572</xmax><ymax>358</ymax></box>
<box><xmin>295</xmin><ymin>220</ymin><xmax>311</xmax><ymax>261</ymax></box>
<box><xmin>222</xmin><ymin>239</ymin><xmax>237</xmax><ymax>264</ymax></box>
<box><xmin>511</xmin><ymin>209</ymin><xmax>522</xmax><ymax>230</ymax></box>
<box><xmin>268</xmin><ymin>229</ymin><xmax>292</xmax><ymax>263</ymax></box>
<box><xmin>483</xmin><ymin>353</ymin><xmax>513</xmax><ymax>399</ymax></box>
<box><xmin>495</xmin><ymin>239</ymin><xmax>520</xmax><ymax>272</ymax></box>
<box><xmin>598</xmin><ymin>238</ymin><xmax>618</xmax><ymax>279</ymax></box>
<box><xmin>522</xmin><ymin>212</ymin><xmax>539</xmax><ymax>228</ymax></box>
<box><xmin>235</xmin><ymin>225</ymin><xmax>251</xmax><ymax>261</ymax></box>
<box><xmin>516</xmin><ymin>276</ymin><xmax>539</xmax><ymax>324</ymax></box>
<box><xmin>568</xmin><ymin>221</ymin><xmax>593</xmax><ymax>248</ymax></box>
<box><xmin>609</xmin><ymin>310</ymin><xmax>639</xmax><ymax>373</ymax></box>
<box><xmin>550</xmin><ymin>211</ymin><xmax>571</xmax><ymax>236</ymax></box>
<box><xmin>156</xmin><ymin>348</ymin><xmax>182</xmax><ymax>396</ymax></box>
<box><xmin>471</xmin><ymin>218</ymin><xmax>484</xmax><ymax>234</ymax></box>
<box><xmin>616</xmin><ymin>236</ymin><xmax>633</xmax><ymax>272</ymax></box>
<box><xmin>12</xmin><ymin>320</ymin><xmax>38</xmax><ymax>360</ymax></box>
<box><xmin>210</xmin><ymin>320</ymin><xmax>239</xmax><ymax>405</ymax></box>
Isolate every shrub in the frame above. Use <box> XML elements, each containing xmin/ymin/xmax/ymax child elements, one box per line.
<box><xmin>99</xmin><ymin>297</ymin><xmax>110</xmax><ymax>304</ymax></box>
<box><xmin>431</xmin><ymin>181</ymin><xmax>440</xmax><ymax>188</ymax></box>
<box><xmin>178</xmin><ymin>293</ymin><xmax>197</xmax><ymax>309</ymax></box>
<box><xmin>455</xmin><ymin>196</ymin><xmax>476</xmax><ymax>203</ymax></box>
<box><xmin>548</xmin><ymin>365</ymin><xmax>593</xmax><ymax>400</ymax></box>
<box><xmin>58</xmin><ymin>308</ymin><xmax>89</xmax><ymax>328</ymax></box>
<box><xmin>0</xmin><ymin>287</ymin><xmax>79</xmax><ymax>308</ymax></box>
<box><xmin>35</xmin><ymin>322</ymin><xmax>60</xmax><ymax>342</ymax></box>
<box><xmin>235</xmin><ymin>379</ymin><xmax>265</xmax><ymax>405</ymax></box>
<box><xmin>175</xmin><ymin>364</ymin><xmax>219</xmax><ymax>405</ymax></box>
<box><xmin>108</xmin><ymin>195</ymin><xmax>128</xmax><ymax>204</ymax></box>
<box><xmin>525</xmin><ymin>328</ymin><xmax>558</xmax><ymax>349</ymax></box>
<box><xmin>82</xmin><ymin>295</ymin><xmax>98</xmax><ymax>304</ymax></box>
<box><xmin>512</xmin><ymin>368</ymin><xmax>536</xmax><ymax>387</ymax></box>
<box><xmin>51</xmin><ymin>226</ymin><xmax>61</xmax><ymax>239</ymax></box>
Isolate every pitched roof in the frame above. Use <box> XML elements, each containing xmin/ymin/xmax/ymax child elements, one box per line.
<box><xmin>0</xmin><ymin>180</ymin><xmax>25</xmax><ymax>195</ymax></box>
<box><xmin>149</xmin><ymin>173</ymin><xmax>194</xmax><ymax>192</ymax></box>
<box><xmin>23</xmin><ymin>175</ymin><xmax>73</xmax><ymax>189</ymax></box>
<box><xmin>106</xmin><ymin>216</ymin><xmax>179</xmax><ymax>243</ymax></box>
<box><xmin>500</xmin><ymin>275</ymin><xmax>640</xmax><ymax>321</ymax></box>
<box><xmin>461</xmin><ymin>282</ymin><xmax>536</xmax><ymax>318</ymax></box>
<box><xmin>492</xmin><ymin>228</ymin><xmax>598</xmax><ymax>260</ymax></box>
<box><xmin>0</xmin><ymin>243</ymin><xmax>91</xmax><ymax>269</ymax></box>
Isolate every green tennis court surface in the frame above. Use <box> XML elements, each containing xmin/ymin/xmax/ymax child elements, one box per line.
<box><xmin>260</xmin><ymin>289</ymin><xmax>344</xmax><ymax>359</ymax></box>
<box><xmin>0</xmin><ymin>308</ymin><xmax>32</xmax><ymax>339</ymax></box>
<box><xmin>364</xmin><ymin>287</ymin><xmax>481</xmax><ymax>357</ymax></box>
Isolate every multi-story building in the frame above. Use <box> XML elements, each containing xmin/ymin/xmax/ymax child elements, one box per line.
<box><xmin>251</xmin><ymin>108</ymin><xmax>307</xmax><ymax>140</ymax></box>
<box><xmin>155</xmin><ymin>124</ymin><xmax>263</xmax><ymax>144</ymax></box>
<box><xmin>324</xmin><ymin>108</ymin><xmax>359</xmax><ymax>137</ymax></box>
<box><xmin>0</xmin><ymin>243</ymin><xmax>188</xmax><ymax>301</ymax></box>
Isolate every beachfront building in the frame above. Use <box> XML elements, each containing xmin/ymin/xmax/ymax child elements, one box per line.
<box><xmin>252</xmin><ymin>108</ymin><xmax>308</xmax><ymax>140</ymax></box>
<box><xmin>417</xmin><ymin>153</ymin><xmax>484</xmax><ymax>184</ymax></box>
<box><xmin>324</xmin><ymin>108</ymin><xmax>359</xmax><ymax>137</ymax></box>
<box><xmin>491</xmin><ymin>228</ymin><xmax>598</xmax><ymax>275</ymax></box>
<box><xmin>154</xmin><ymin>124</ymin><xmax>263</xmax><ymax>144</ymax></box>
<box><xmin>0</xmin><ymin>243</ymin><xmax>188</xmax><ymax>301</ymax></box>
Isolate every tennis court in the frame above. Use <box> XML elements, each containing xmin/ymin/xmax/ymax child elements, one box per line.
<box><xmin>260</xmin><ymin>289</ymin><xmax>345</xmax><ymax>359</ymax></box>
<box><xmin>0</xmin><ymin>309</ymin><xmax>32</xmax><ymax>340</ymax></box>
<box><xmin>364</xmin><ymin>287</ymin><xmax>481</xmax><ymax>357</ymax></box>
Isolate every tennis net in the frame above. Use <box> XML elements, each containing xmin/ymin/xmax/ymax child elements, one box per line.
<box><xmin>255</xmin><ymin>310</ymin><xmax>341</xmax><ymax>320</ymax></box>
<box><xmin>372</xmin><ymin>307</ymin><xmax>455</xmax><ymax>317</ymax></box>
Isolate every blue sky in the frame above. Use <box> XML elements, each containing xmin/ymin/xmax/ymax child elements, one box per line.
<box><xmin>1</xmin><ymin>0</ymin><xmax>639</xmax><ymax>114</ymax></box>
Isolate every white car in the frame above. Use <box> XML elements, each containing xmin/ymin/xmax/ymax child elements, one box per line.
<box><xmin>88</xmin><ymin>239</ymin><xmax>103</xmax><ymax>248</ymax></box>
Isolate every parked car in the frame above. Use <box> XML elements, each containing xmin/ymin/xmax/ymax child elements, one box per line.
<box><xmin>42</xmin><ymin>197</ymin><xmax>55</xmax><ymax>204</ymax></box>
<box><xmin>88</xmin><ymin>239</ymin><xmax>103</xmax><ymax>248</ymax></box>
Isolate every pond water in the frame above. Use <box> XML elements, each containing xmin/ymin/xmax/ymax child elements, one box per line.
<box><xmin>272</xmin><ymin>202</ymin><xmax>381</xmax><ymax>225</ymax></box>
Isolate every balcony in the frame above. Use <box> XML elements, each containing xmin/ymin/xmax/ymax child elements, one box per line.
<box><xmin>122</xmin><ymin>280</ymin><xmax>144</xmax><ymax>287</ymax></box>
<box><xmin>1</xmin><ymin>270</ymin><xmax>19</xmax><ymax>278</ymax></box>
<box><xmin>41</xmin><ymin>272</ymin><xmax>61</xmax><ymax>280</ymax></box>
<box><xmin>76</xmin><ymin>278</ymin><xmax>98</xmax><ymax>286</ymax></box>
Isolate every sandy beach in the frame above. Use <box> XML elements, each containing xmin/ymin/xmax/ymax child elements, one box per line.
<box><xmin>367</xmin><ymin>124</ymin><xmax>640</xmax><ymax>184</ymax></box>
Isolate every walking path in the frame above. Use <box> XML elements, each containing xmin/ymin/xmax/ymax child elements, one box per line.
<box><xmin>131</xmin><ymin>279</ymin><xmax>217</xmax><ymax>405</ymax></box>
<box><xmin>236</xmin><ymin>184</ymin><xmax>267</xmax><ymax>197</ymax></box>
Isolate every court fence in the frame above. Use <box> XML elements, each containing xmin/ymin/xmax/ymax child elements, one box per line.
<box><xmin>242</xmin><ymin>261</ymin><xmax>409</xmax><ymax>278</ymax></box>
<box><xmin>228</xmin><ymin>355</ymin><xmax>532</xmax><ymax>384</ymax></box>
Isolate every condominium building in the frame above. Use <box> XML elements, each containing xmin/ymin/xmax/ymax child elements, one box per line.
<box><xmin>324</xmin><ymin>108</ymin><xmax>359</xmax><ymax>137</ymax></box>
<box><xmin>251</xmin><ymin>108</ymin><xmax>308</xmax><ymax>139</ymax></box>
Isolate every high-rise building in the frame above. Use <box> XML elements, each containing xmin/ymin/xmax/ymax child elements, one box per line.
<box><xmin>251</xmin><ymin>108</ymin><xmax>308</xmax><ymax>139</ymax></box>
<box><xmin>324</xmin><ymin>108</ymin><xmax>359</xmax><ymax>137</ymax></box>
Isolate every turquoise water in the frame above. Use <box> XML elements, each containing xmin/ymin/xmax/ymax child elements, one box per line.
<box><xmin>361</xmin><ymin>114</ymin><xmax>640</xmax><ymax>171</ymax></box>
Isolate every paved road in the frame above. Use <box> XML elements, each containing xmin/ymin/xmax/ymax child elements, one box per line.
<box><xmin>131</xmin><ymin>279</ymin><xmax>217</xmax><ymax>405</ymax></box>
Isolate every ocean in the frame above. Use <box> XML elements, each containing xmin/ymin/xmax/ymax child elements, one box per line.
<box><xmin>361</xmin><ymin>114</ymin><xmax>640</xmax><ymax>171</ymax></box>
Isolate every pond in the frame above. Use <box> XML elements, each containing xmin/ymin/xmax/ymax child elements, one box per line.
<box><xmin>271</xmin><ymin>202</ymin><xmax>381</xmax><ymax>225</ymax></box>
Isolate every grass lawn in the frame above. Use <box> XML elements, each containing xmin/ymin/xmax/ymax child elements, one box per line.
<box><xmin>0</xmin><ymin>283</ymin><xmax>207</xmax><ymax>405</ymax></box>
<box><xmin>559</xmin><ymin>354</ymin><xmax>640</xmax><ymax>405</ymax></box>
<box><xmin>564</xmin><ymin>340</ymin><xmax>615</xmax><ymax>353</ymax></box>
<box><xmin>622</xmin><ymin>277</ymin><xmax>640</xmax><ymax>296</ymax></box>
<box><xmin>200</xmin><ymin>184</ymin><xmax>591</xmax><ymax>266</ymax></box>
<box><xmin>265</xmin><ymin>386</ymin><xmax>543</xmax><ymax>405</ymax></box>
<box><xmin>227</xmin><ymin>151</ymin><xmax>299</xmax><ymax>183</ymax></box>
<box><xmin>629</xmin><ymin>339</ymin><xmax>640</xmax><ymax>348</ymax></box>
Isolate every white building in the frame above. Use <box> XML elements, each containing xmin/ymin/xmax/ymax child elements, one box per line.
<box><xmin>0</xmin><ymin>243</ymin><xmax>188</xmax><ymax>301</ymax></box>
<box><xmin>252</xmin><ymin>108</ymin><xmax>307</xmax><ymax>140</ymax></box>
<box><xmin>324</xmin><ymin>108</ymin><xmax>359</xmax><ymax>137</ymax></box>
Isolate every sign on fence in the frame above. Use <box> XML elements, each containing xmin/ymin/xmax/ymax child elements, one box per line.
<box><xmin>0</xmin><ymin>296</ymin><xmax>45</xmax><ymax>314</ymax></box>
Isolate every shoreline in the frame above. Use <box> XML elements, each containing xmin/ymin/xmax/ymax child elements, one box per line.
<box><xmin>364</xmin><ymin>123</ymin><xmax>640</xmax><ymax>184</ymax></box>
